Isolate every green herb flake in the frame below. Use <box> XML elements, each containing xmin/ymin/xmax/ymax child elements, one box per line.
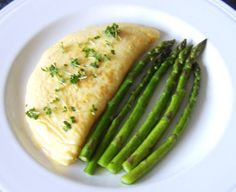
<box><xmin>82</xmin><ymin>47</ymin><xmax>96</xmax><ymax>58</ymax></box>
<box><xmin>95</xmin><ymin>53</ymin><xmax>103</xmax><ymax>62</ymax></box>
<box><xmin>55</xmin><ymin>88</ymin><xmax>60</xmax><ymax>92</ymax></box>
<box><xmin>93</xmin><ymin>35</ymin><xmax>101</xmax><ymax>39</ymax></box>
<box><xmin>90</xmin><ymin>62</ymin><xmax>99</xmax><ymax>68</ymax></box>
<box><xmin>50</xmin><ymin>97</ymin><xmax>60</xmax><ymax>104</ymax></box>
<box><xmin>82</xmin><ymin>47</ymin><xmax>103</xmax><ymax>62</ymax></box>
<box><xmin>103</xmin><ymin>54</ymin><xmax>111</xmax><ymax>61</ymax></box>
<box><xmin>104</xmin><ymin>23</ymin><xmax>120</xmax><ymax>38</ymax></box>
<box><xmin>43</xmin><ymin>106</ymin><xmax>52</xmax><ymax>115</ymax></box>
<box><xmin>70</xmin><ymin>116</ymin><xmax>76</xmax><ymax>123</ymax></box>
<box><xmin>64</xmin><ymin>64</ymin><xmax>68</xmax><ymax>67</ymax></box>
<box><xmin>70</xmin><ymin>71</ymin><xmax>87</xmax><ymax>84</ymax></box>
<box><xmin>78</xmin><ymin>70</ymin><xmax>87</xmax><ymax>79</ymax></box>
<box><xmin>41</xmin><ymin>63</ymin><xmax>65</xmax><ymax>84</ymax></box>
<box><xmin>63</xmin><ymin>106</ymin><xmax>68</xmax><ymax>112</ymax></box>
<box><xmin>70</xmin><ymin>70</ymin><xmax>87</xmax><ymax>84</ymax></box>
<box><xmin>111</xmin><ymin>49</ymin><xmax>116</xmax><ymax>55</ymax></box>
<box><xmin>90</xmin><ymin>104</ymin><xmax>97</xmax><ymax>116</ymax></box>
<box><xmin>70</xmin><ymin>58</ymin><xmax>80</xmax><ymax>67</ymax></box>
<box><xmin>63</xmin><ymin>121</ymin><xmax>72</xmax><ymax>132</ymax></box>
<box><xmin>26</xmin><ymin>108</ymin><xmax>40</xmax><ymax>120</ymax></box>
<box><xmin>70</xmin><ymin>74</ymin><xmax>79</xmax><ymax>84</ymax></box>
<box><xmin>41</xmin><ymin>63</ymin><xmax>59</xmax><ymax>77</ymax></box>
<box><xmin>70</xmin><ymin>106</ymin><xmax>76</xmax><ymax>111</ymax></box>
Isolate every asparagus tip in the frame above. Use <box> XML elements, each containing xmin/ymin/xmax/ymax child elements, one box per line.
<box><xmin>169</xmin><ymin>39</ymin><xmax>176</xmax><ymax>46</ymax></box>
<box><xmin>199</xmin><ymin>39</ymin><xmax>207</xmax><ymax>48</ymax></box>
<box><xmin>177</xmin><ymin>39</ymin><xmax>187</xmax><ymax>50</ymax></box>
<box><xmin>161</xmin><ymin>39</ymin><xmax>176</xmax><ymax>48</ymax></box>
<box><xmin>189</xmin><ymin>39</ymin><xmax>207</xmax><ymax>60</ymax></box>
<box><xmin>182</xmin><ymin>39</ymin><xmax>187</xmax><ymax>45</ymax></box>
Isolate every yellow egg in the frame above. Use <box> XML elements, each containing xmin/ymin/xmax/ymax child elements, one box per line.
<box><xmin>25</xmin><ymin>23</ymin><xmax>160</xmax><ymax>166</ymax></box>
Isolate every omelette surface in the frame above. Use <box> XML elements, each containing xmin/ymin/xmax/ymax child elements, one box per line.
<box><xmin>25</xmin><ymin>23</ymin><xmax>160</xmax><ymax>165</ymax></box>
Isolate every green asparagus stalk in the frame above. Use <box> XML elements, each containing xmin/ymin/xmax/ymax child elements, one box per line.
<box><xmin>84</xmin><ymin>50</ymin><xmax>170</xmax><ymax>173</ymax></box>
<box><xmin>97</xmin><ymin>44</ymin><xmax>189</xmax><ymax>168</ymax></box>
<box><xmin>79</xmin><ymin>40</ymin><xmax>175</xmax><ymax>162</ymax></box>
<box><xmin>172</xmin><ymin>63</ymin><xmax>201</xmax><ymax>137</ymax></box>
<box><xmin>121</xmin><ymin>62</ymin><xmax>201</xmax><ymax>184</ymax></box>
<box><xmin>122</xmin><ymin>135</ymin><xmax>177</xmax><ymax>184</ymax></box>
<box><xmin>107</xmin><ymin>40</ymin><xmax>188</xmax><ymax>173</ymax></box>
<box><xmin>84</xmin><ymin>40</ymin><xmax>185</xmax><ymax>174</ymax></box>
<box><xmin>122</xmin><ymin>40</ymin><xmax>206</xmax><ymax>172</ymax></box>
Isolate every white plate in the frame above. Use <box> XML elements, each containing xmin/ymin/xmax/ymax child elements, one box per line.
<box><xmin>0</xmin><ymin>0</ymin><xmax>236</xmax><ymax>191</ymax></box>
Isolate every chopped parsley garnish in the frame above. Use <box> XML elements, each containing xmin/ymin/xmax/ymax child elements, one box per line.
<box><xmin>93</xmin><ymin>35</ymin><xmax>101</xmax><ymax>39</ymax></box>
<box><xmin>26</xmin><ymin>108</ymin><xmax>40</xmax><ymax>120</ymax></box>
<box><xmin>70</xmin><ymin>106</ymin><xmax>76</xmax><ymax>111</ymax></box>
<box><xmin>104</xmin><ymin>23</ymin><xmax>120</xmax><ymax>38</ymax></box>
<box><xmin>70</xmin><ymin>58</ymin><xmax>80</xmax><ymax>67</ymax></box>
<box><xmin>70</xmin><ymin>70</ymin><xmax>87</xmax><ymax>84</ymax></box>
<box><xmin>42</xmin><ymin>63</ymin><xmax>65</xmax><ymax>83</ymax></box>
<box><xmin>111</xmin><ymin>49</ymin><xmax>116</xmax><ymax>55</ymax></box>
<box><xmin>63</xmin><ymin>121</ymin><xmax>72</xmax><ymax>132</ymax></box>
<box><xmin>55</xmin><ymin>88</ymin><xmax>60</xmax><ymax>92</ymax></box>
<box><xmin>95</xmin><ymin>54</ymin><xmax>103</xmax><ymax>62</ymax></box>
<box><xmin>43</xmin><ymin>106</ymin><xmax>52</xmax><ymax>115</ymax></box>
<box><xmin>70</xmin><ymin>74</ymin><xmax>80</xmax><ymax>84</ymax></box>
<box><xmin>82</xmin><ymin>47</ymin><xmax>96</xmax><ymax>58</ymax></box>
<box><xmin>103</xmin><ymin>54</ymin><xmax>111</xmax><ymax>61</ymax></box>
<box><xmin>78</xmin><ymin>70</ymin><xmax>87</xmax><ymax>79</ymax></box>
<box><xmin>82</xmin><ymin>47</ymin><xmax>103</xmax><ymax>62</ymax></box>
<box><xmin>50</xmin><ymin>97</ymin><xmax>60</xmax><ymax>104</ymax></box>
<box><xmin>70</xmin><ymin>116</ymin><xmax>76</xmax><ymax>123</ymax></box>
<box><xmin>90</xmin><ymin>104</ymin><xmax>97</xmax><ymax>116</ymax></box>
<box><xmin>63</xmin><ymin>106</ymin><xmax>68</xmax><ymax>112</ymax></box>
<box><xmin>41</xmin><ymin>63</ymin><xmax>59</xmax><ymax>77</ymax></box>
<box><xmin>90</xmin><ymin>62</ymin><xmax>99</xmax><ymax>68</ymax></box>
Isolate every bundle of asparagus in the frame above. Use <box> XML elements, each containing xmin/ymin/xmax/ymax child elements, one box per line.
<box><xmin>122</xmin><ymin>62</ymin><xmax>201</xmax><ymax>184</ymax></box>
<box><xmin>83</xmin><ymin>40</ymin><xmax>176</xmax><ymax>174</ymax></box>
<box><xmin>79</xmin><ymin>40</ymin><xmax>175</xmax><ymax>162</ymax></box>
<box><xmin>80</xmin><ymin>38</ymin><xmax>207</xmax><ymax>184</ymax></box>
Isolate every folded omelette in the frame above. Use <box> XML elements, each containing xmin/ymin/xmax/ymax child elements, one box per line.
<box><xmin>25</xmin><ymin>23</ymin><xmax>160</xmax><ymax>165</ymax></box>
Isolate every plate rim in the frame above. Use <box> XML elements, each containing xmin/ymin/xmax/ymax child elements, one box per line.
<box><xmin>0</xmin><ymin>0</ymin><xmax>236</xmax><ymax>192</ymax></box>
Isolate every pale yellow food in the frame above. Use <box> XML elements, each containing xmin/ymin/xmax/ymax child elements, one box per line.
<box><xmin>25</xmin><ymin>23</ymin><xmax>160</xmax><ymax>166</ymax></box>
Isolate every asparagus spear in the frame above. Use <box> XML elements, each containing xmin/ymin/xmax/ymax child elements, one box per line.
<box><xmin>84</xmin><ymin>40</ymin><xmax>184</xmax><ymax>174</ymax></box>
<box><xmin>107</xmin><ymin>40</ymin><xmax>188</xmax><ymax>173</ymax></box>
<box><xmin>84</xmin><ymin>49</ymin><xmax>171</xmax><ymax>174</ymax></box>
<box><xmin>97</xmin><ymin>43</ymin><xmax>189</xmax><ymax>168</ymax></box>
<box><xmin>79</xmin><ymin>40</ymin><xmax>175</xmax><ymax>162</ymax></box>
<box><xmin>122</xmin><ymin>40</ymin><xmax>206</xmax><ymax>172</ymax></box>
<box><xmin>121</xmin><ymin>62</ymin><xmax>201</xmax><ymax>184</ymax></box>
